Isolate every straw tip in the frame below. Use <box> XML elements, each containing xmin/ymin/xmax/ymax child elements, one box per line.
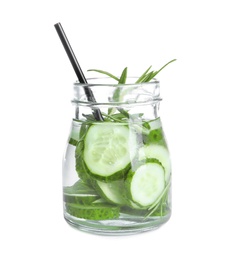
<box><xmin>54</xmin><ymin>22</ymin><xmax>61</xmax><ymax>27</ymax></box>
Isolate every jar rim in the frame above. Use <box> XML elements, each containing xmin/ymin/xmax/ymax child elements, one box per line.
<box><xmin>73</xmin><ymin>77</ymin><xmax>160</xmax><ymax>87</ymax></box>
<box><xmin>72</xmin><ymin>77</ymin><xmax>161</xmax><ymax>107</ymax></box>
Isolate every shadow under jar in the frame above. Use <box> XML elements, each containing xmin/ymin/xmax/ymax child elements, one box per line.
<box><xmin>62</xmin><ymin>77</ymin><xmax>172</xmax><ymax>235</ymax></box>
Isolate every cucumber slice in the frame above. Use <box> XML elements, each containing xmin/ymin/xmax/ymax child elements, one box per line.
<box><xmin>76</xmin><ymin>141</ymin><xmax>94</xmax><ymax>185</ymax></box>
<box><xmin>65</xmin><ymin>203</ymin><xmax>120</xmax><ymax>220</ymax></box>
<box><xmin>63</xmin><ymin>180</ymin><xmax>101</xmax><ymax>205</ymax></box>
<box><xmin>142</xmin><ymin>128</ymin><xmax>167</xmax><ymax>146</ymax></box>
<box><xmin>63</xmin><ymin>180</ymin><xmax>97</xmax><ymax>195</ymax></box>
<box><xmin>125</xmin><ymin>162</ymin><xmax>165</xmax><ymax>208</ymax></box>
<box><xmin>83</xmin><ymin>124</ymin><xmax>137</xmax><ymax>180</ymax></box>
<box><xmin>95</xmin><ymin>180</ymin><xmax>127</xmax><ymax>205</ymax></box>
<box><xmin>138</xmin><ymin>144</ymin><xmax>171</xmax><ymax>182</ymax></box>
<box><xmin>63</xmin><ymin>193</ymin><xmax>100</xmax><ymax>204</ymax></box>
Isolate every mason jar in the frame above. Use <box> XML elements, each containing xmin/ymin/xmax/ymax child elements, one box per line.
<box><xmin>62</xmin><ymin>77</ymin><xmax>172</xmax><ymax>235</ymax></box>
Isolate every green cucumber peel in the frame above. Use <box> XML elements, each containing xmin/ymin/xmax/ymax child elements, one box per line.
<box><xmin>125</xmin><ymin>161</ymin><xmax>166</xmax><ymax>208</ymax></box>
<box><xmin>75</xmin><ymin>141</ymin><xmax>94</xmax><ymax>185</ymax></box>
<box><xmin>76</xmin><ymin>123</ymin><xmax>137</xmax><ymax>182</ymax></box>
<box><xmin>85</xmin><ymin>159</ymin><xmax>132</xmax><ymax>182</ymax></box>
<box><xmin>65</xmin><ymin>203</ymin><xmax>120</xmax><ymax>220</ymax></box>
<box><xmin>63</xmin><ymin>193</ymin><xmax>100</xmax><ymax>205</ymax></box>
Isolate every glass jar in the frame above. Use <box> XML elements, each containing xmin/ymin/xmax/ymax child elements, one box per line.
<box><xmin>62</xmin><ymin>77</ymin><xmax>171</xmax><ymax>235</ymax></box>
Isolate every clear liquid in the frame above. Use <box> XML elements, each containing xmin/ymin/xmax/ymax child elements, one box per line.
<box><xmin>62</xmin><ymin>118</ymin><xmax>171</xmax><ymax>235</ymax></box>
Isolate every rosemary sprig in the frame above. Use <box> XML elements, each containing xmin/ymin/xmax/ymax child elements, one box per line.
<box><xmin>101</xmin><ymin>112</ymin><xmax>123</xmax><ymax>123</ymax></box>
<box><xmin>88</xmin><ymin>59</ymin><xmax>176</xmax><ymax>85</ymax></box>
<box><xmin>135</xmin><ymin>65</ymin><xmax>152</xmax><ymax>83</ymax></box>
<box><xmin>107</xmin><ymin>67</ymin><xmax>127</xmax><ymax>115</ymax></box>
<box><xmin>87</xmin><ymin>69</ymin><xmax>119</xmax><ymax>82</ymax></box>
<box><xmin>118</xmin><ymin>67</ymin><xmax>127</xmax><ymax>84</ymax></box>
<box><xmin>144</xmin><ymin>180</ymin><xmax>171</xmax><ymax>219</ymax></box>
<box><xmin>86</xmin><ymin>60</ymin><xmax>176</xmax><ymax>123</ymax></box>
<box><xmin>138</xmin><ymin>59</ymin><xmax>176</xmax><ymax>83</ymax></box>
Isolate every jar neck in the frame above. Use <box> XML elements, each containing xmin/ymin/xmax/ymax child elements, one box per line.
<box><xmin>72</xmin><ymin>78</ymin><xmax>161</xmax><ymax>121</ymax></box>
<box><xmin>73</xmin><ymin>102</ymin><xmax>160</xmax><ymax>122</ymax></box>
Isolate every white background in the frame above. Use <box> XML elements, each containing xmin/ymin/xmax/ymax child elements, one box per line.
<box><xmin>0</xmin><ymin>0</ymin><xmax>226</xmax><ymax>259</ymax></box>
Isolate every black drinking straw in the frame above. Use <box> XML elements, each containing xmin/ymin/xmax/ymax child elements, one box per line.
<box><xmin>54</xmin><ymin>22</ymin><xmax>103</xmax><ymax>121</ymax></box>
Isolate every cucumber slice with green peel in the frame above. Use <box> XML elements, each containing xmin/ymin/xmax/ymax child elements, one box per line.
<box><xmin>63</xmin><ymin>180</ymin><xmax>101</xmax><ymax>205</ymax></box>
<box><xmin>142</xmin><ymin>128</ymin><xmax>167</xmax><ymax>146</ymax></box>
<box><xmin>63</xmin><ymin>180</ymin><xmax>97</xmax><ymax>195</ymax></box>
<box><xmin>76</xmin><ymin>141</ymin><xmax>94</xmax><ymax>186</ymax></box>
<box><xmin>83</xmin><ymin>124</ymin><xmax>137</xmax><ymax>181</ymax></box>
<box><xmin>125</xmin><ymin>162</ymin><xmax>165</xmax><ymax>208</ymax></box>
<box><xmin>63</xmin><ymin>193</ymin><xmax>100</xmax><ymax>204</ymax></box>
<box><xmin>76</xmin><ymin>155</ymin><xmax>94</xmax><ymax>185</ymax></box>
<box><xmin>141</xmin><ymin>118</ymin><xmax>167</xmax><ymax>145</ymax></box>
<box><xmin>65</xmin><ymin>203</ymin><xmax>120</xmax><ymax>220</ymax></box>
<box><xmin>95</xmin><ymin>180</ymin><xmax>127</xmax><ymax>205</ymax></box>
<box><xmin>138</xmin><ymin>144</ymin><xmax>171</xmax><ymax>182</ymax></box>
<box><xmin>149</xmin><ymin>128</ymin><xmax>163</xmax><ymax>141</ymax></box>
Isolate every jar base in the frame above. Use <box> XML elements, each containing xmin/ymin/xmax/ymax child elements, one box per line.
<box><xmin>64</xmin><ymin>212</ymin><xmax>171</xmax><ymax>236</ymax></box>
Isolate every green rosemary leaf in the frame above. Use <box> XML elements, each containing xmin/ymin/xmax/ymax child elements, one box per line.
<box><xmin>141</xmin><ymin>71</ymin><xmax>155</xmax><ymax>82</ymax></box>
<box><xmin>82</xmin><ymin>114</ymin><xmax>97</xmax><ymax>123</ymax></box>
<box><xmin>114</xmin><ymin>68</ymin><xmax>127</xmax><ymax>102</ymax></box>
<box><xmin>144</xmin><ymin>180</ymin><xmax>171</xmax><ymax>218</ymax></box>
<box><xmin>146</xmin><ymin>59</ymin><xmax>176</xmax><ymax>82</ymax></box>
<box><xmin>145</xmin><ymin>201</ymin><xmax>161</xmax><ymax>218</ymax></box>
<box><xmin>117</xmin><ymin>108</ymin><xmax>130</xmax><ymax>118</ymax></box>
<box><xmin>155</xmin><ymin>59</ymin><xmax>176</xmax><ymax>76</ymax></box>
<box><xmin>112</xmin><ymin>88</ymin><xmax>121</xmax><ymax>102</ymax></box>
<box><xmin>139</xmin><ymin>59</ymin><xmax>176</xmax><ymax>83</ymax></box>
<box><xmin>101</xmin><ymin>112</ymin><xmax>123</xmax><ymax>122</ymax></box>
<box><xmin>109</xmin><ymin>113</ymin><xmax>128</xmax><ymax>120</ymax></box>
<box><xmin>135</xmin><ymin>65</ymin><xmax>152</xmax><ymax>83</ymax></box>
<box><xmin>118</xmin><ymin>67</ymin><xmax>127</xmax><ymax>84</ymax></box>
<box><xmin>142</xmin><ymin>121</ymin><xmax>151</xmax><ymax>130</ymax></box>
<box><xmin>107</xmin><ymin>67</ymin><xmax>128</xmax><ymax>115</ymax></box>
<box><xmin>107</xmin><ymin>107</ymin><xmax>114</xmax><ymax>115</ymax></box>
<box><xmin>87</xmin><ymin>69</ymin><xmax>120</xmax><ymax>82</ymax></box>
